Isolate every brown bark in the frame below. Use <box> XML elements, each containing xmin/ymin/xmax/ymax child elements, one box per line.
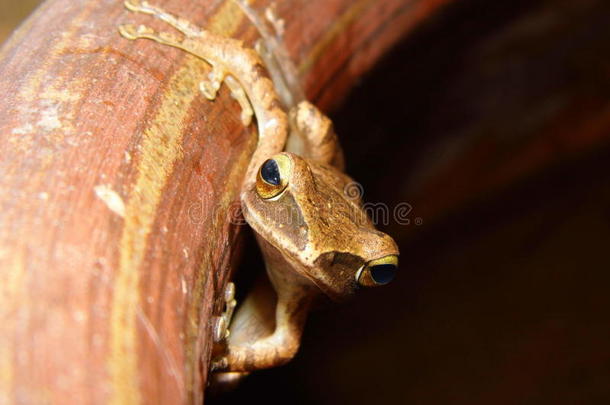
<box><xmin>0</xmin><ymin>0</ymin><xmax>452</xmax><ymax>404</ymax></box>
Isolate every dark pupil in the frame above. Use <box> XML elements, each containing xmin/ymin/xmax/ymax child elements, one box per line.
<box><xmin>261</xmin><ymin>159</ymin><xmax>281</xmax><ymax>185</ymax></box>
<box><xmin>370</xmin><ymin>264</ymin><xmax>396</xmax><ymax>285</ymax></box>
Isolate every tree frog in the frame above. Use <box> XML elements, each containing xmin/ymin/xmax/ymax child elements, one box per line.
<box><xmin>119</xmin><ymin>0</ymin><xmax>399</xmax><ymax>376</ymax></box>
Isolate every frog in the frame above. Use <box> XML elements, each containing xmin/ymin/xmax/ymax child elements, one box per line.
<box><xmin>215</xmin><ymin>103</ymin><xmax>400</xmax><ymax>372</ymax></box>
<box><xmin>118</xmin><ymin>0</ymin><xmax>399</xmax><ymax>376</ymax></box>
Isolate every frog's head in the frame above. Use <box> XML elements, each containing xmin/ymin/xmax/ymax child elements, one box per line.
<box><xmin>241</xmin><ymin>152</ymin><xmax>399</xmax><ymax>301</ymax></box>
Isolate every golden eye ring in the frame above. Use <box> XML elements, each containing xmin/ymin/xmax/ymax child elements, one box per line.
<box><xmin>356</xmin><ymin>255</ymin><xmax>399</xmax><ymax>287</ymax></box>
<box><xmin>255</xmin><ymin>154</ymin><xmax>292</xmax><ymax>200</ymax></box>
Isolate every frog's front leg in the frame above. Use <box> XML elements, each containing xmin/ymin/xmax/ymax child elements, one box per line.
<box><xmin>286</xmin><ymin>101</ymin><xmax>345</xmax><ymax>170</ymax></box>
<box><xmin>124</xmin><ymin>0</ymin><xmax>204</xmax><ymax>37</ymax></box>
<box><xmin>214</xmin><ymin>303</ymin><xmax>311</xmax><ymax>372</ymax></box>
<box><xmin>212</xmin><ymin>282</ymin><xmax>237</xmax><ymax>343</ymax></box>
<box><xmin>213</xmin><ymin>276</ymin><xmax>313</xmax><ymax>372</ymax></box>
<box><xmin>119</xmin><ymin>1</ymin><xmax>255</xmax><ymax>126</ymax></box>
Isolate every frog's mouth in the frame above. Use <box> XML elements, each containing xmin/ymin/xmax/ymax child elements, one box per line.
<box><xmin>313</xmin><ymin>279</ymin><xmax>358</xmax><ymax>302</ymax></box>
<box><xmin>304</xmin><ymin>252</ymin><xmax>363</xmax><ymax>301</ymax></box>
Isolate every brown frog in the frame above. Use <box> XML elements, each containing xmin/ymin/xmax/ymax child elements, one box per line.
<box><xmin>119</xmin><ymin>0</ymin><xmax>399</xmax><ymax>377</ymax></box>
<box><xmin>211</xmin><ymin>101</ymin><xmax>399</xmax><ymax>376</ymax></box>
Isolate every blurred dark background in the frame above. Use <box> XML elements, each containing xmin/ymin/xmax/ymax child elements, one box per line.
<box><xmin>214</xmin><ymin>0</ymin><xmax>610</xmax><ymax>404</ymax></box>
<box><xmin>3</xmin><ymin>0</ymin><xmax>608</xmax><ymax>403</ymax></box>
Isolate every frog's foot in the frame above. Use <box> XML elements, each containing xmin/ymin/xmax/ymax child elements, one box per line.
<box><xmin>118</xmin><ymin>24</ymin><xmax>247</xmax><ymax>118</ymax></box>
<box><xmin>212</xmin><ymin>371</ymin><xmax>249</xmax><ymax>385</ymax></box>
<box><xmin>208</xmin><ymin>371</ymin><xmax>249</xmax><ymax>394</ymax></box>
<box><xmin>287</xmin><ymin>101</ymin><xmax>345</xmax><ymax>170</ymax></box>
<box><xmin>120</xmin><ymin>1</ymin><xmax>255</xmax><ymax>128</ymax></box>
<box><xmin>264</xmin><ymin>3</ymin><xmax>285</xmax><ymax>38</ymax></box>
<box><xmin>199</xmin><ymin>72</ymin><xmax>253</xmax><ymax>126</ymax></box>
<box><xmin>198</xmin><ymin>67</ymin><xmax>227</xmax><ymax>101</ymax></box>
<box><xmin>198</xmin><ymin>69</ymin><xmax>253</xmax><ymax>126</ymax></box>
<box><xmin>123</xmin><ymin>0</ymin><xmax>203</xmax><ymax>37</ymax></box>
<box><xmin>224</xmin><ymin>75</ymin><xmax>254</xmax><ymax>126</ymax></box>
<box><xmin>118</xmin><ymin>23</ymin><xmax>153</xmax><ymax>41</ymax></box>
<box><xmin>213</xmin><ymin>282</ymin><xmax>237</xmax><ymax>343</ymax></box>
<box><xmin>210</xmin><ymin>355</ymin><xmax>228</xmax><ymax>371</ymax></box>
<box><xmin>118</xmin><ymin>23</ymin><xmax>189</xmax><ymax>53</ymax></box>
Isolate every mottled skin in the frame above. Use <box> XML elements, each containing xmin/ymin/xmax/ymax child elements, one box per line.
<box><xmin>119</xmin><ymin>0</ymin><xmax>399</xmax><ymax>376</ymax></box>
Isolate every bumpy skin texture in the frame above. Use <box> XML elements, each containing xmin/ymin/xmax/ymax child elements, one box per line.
<box><xmin>119</xmin><ymin>0</ymin><xmax>399</xmax><ymax>375</ymax></box>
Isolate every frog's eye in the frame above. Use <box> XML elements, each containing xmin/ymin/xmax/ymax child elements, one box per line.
<box><xmin>256</xmin><ymin>154</ymin><xmax>291</xmax><ymax>199</ymax></box>
<box><xmin>356</xmin><ymin>255</ymin><xmax>398</xmax><ymax>287</ymax></box>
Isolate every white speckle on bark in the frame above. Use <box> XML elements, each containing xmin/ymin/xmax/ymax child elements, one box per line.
<box><xmin>36</xmin><ymin>100</ymin><xmax>62</xmax><ymax>132</ymax></box>
<box><xmin>12</xmin><ymin>123</ymin><xmax>34</xmax><ymax>135</ymax></box>
<box><xmin>94</xmin><ymin>185</ymin><xmax>125</xmax><ymax>218</ymax></box>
